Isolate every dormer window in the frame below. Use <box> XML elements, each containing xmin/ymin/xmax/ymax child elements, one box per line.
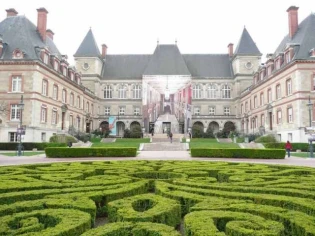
<box><xmin>70</xmin><ymin>72</ymin><xmax>74</xmax><ymax>81</ymax></box>
<box><xmin>54</xmin><ymin>60</ymin><xmax>59</xmax><ymax>71</ymax></box>
<box><xmin>12</xmin><ymin>49</ymin><xmax>24</xmax><ymax>59</ymax></box>
<box><xmin>43</xmin><ymin>53</ymin><xmax>49</xmax><ymax>64</ymax></box>
<box><xmin>285</xmin><ymin>52</ymin><xmax>291</xmax><ymax>63</ymax></box>
<box><xmin>63</xmin><ymin>66</ymin><xmax>67</xmax><ymax>76</ymax></box>
<box><xmin>260</xmin><ymin>71</ymin><xmax>265</xmax><ymax>81</ymax></box>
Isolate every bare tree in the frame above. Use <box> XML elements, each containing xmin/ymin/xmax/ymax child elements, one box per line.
<box><xmin>0</xmin><ymin>100</ymin><xmax>8</xmax><ymax>118</ymax></box>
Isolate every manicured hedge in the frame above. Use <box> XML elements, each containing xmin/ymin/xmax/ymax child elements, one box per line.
<box><xmin>45</xmin><ymin>147</ymin><xmax>137</xmax><ymax>158</ymax></box>
<box><xmin>191</xmin><ymin>148</ymin><xmax>285</xmax><ymax>159</ymax></box>
<box><xmin>1</xmin><ymin>161</ymin><xmax>315</xmax><ymax>234</ymax></box>
<box><xmin>263</xmin><ymin>142</ymin><xmax>315</xmax><ymax>152</ymax></box>
<box><xmin>0</xmin><ymin>142</ymin><xmax>66</xmax><ymax>150</ymax></box>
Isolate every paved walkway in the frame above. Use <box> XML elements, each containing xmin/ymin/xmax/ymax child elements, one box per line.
<box><xmin>1</xmin><ymin>152</ymin><xmax>315</xmax><ymax>168</ymax></box>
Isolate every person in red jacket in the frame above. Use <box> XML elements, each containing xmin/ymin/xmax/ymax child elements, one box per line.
<box><xmin>285</xmin><ymin>141</ymin><xmax>292</xmax><ymax>157</ymax></box>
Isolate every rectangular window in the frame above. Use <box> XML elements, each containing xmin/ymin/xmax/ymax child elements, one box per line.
<box><xmin>254</xmin><ymin>96</ymin><xmax>257</xmax><ymax>108</ymax></box>
<box><xmin>194</xmin><ymin>107</ymin><xmax>200</xmax><ymax>115</ymax></box>
<box><xmin>278</xmin><ymin>134</ymin><xmax>282</xmax><ymax>142</ymax></box>
<box><xmin>63</xmin><ymin>67</ymin><xmax>67</xmax><ymax>76</ymax></box>
<box><xmin>41</xmin><ymin>132</ymin><xmax>46</xmax><ymax>142</ymax></box>
<box><xmin>224</xmin><ymin>107</ymin><xmax>230</xmax><ymax>116</ymax></box>
<box><xmin>52</xmin><ymin>110</ymin><xmax>57</xmax><ymax>124</ymax></box>
<box><xmin>261</xmin><ymin>114</ymin><xmax>265</xmax><ymax>126</ymax></box>
<box><xmin>42</xmin><ymin>80</ymin><xmax>48</xmax><ymax>96</ymax></box>
<box><xmin>54</xmin><ymin>61</ymin><xmax>59</xmax><ymax>71</ymax></box>
<box><xmin>9</xmin><ymin>132</ymin><xmax>18</xmax><ymax>142</ymax></box>
<box><xmin>275</xmin><ymin>58</ymin><xmax>281</xmax><ymax>70</ymax></box>
<box><xmin>287</xmin><ymin>107</ymin><xmax>293</xmax><ymax>123</ymax></box>
<box><xmin>62</xmin><ymin>90</ymin><xmax>66</xmax><ymax>103</ymax></box>
<box><xmin>268</xmin><ymin>89</ymin><xmax>272</xmax><ymax>103</ymax></box>
<box><xmin>286</xmin><ymin>80</ymin><xmax>292</xmax><ymax>95</ymax></box>
<box><xmin>276</xmin><ymin>85</ymin><xmax>281</xmax><ymax>99</ymax></box>
<box><xmin>260</xmin><ymin>93</ymin><xmax>264</xmax><ymax>106</ymax></box>
<box><xmin>53</xmin><ymin>85</ymin><xmax>58</xmax><ymax>100</ymax></box>
<box><xmin>241</xmin><ymin>104</ymin><xmax>243</xmax><ymax>114</ymax></box>
<box><xmin>70</xmin><ymin>94</ymin><xmax>74</xmax><ymax>106</ymax></box>
<box><xmin>43</xmin><ymin>53</ymin><xmax>49</xmax><ymax>64</ymax></box>
<box><xmin>12</xmin><ymin>76</ymin><xmax>22</xmax><ymax>92</ymax></box>
<box><xmin>104</xmin><ymin>107</ymin><xmax>110</xmax><ymax>116</ymax></box>
<box><xmin>134</xmin><ymin>107</ymin><xmax>140</xmax><ymax>115</ymax></box>
<box><xmin>209</xmin><ymin>107</ymin><xmax>215</xmax><ymax>115</ymax></box>
<box><xmin>288</xmin><ymin>133</ymin><xmax>292</xmax><ymax>142</ymax></box>
<box><xmin>119</xmin><ymin>106</ymin><xmax>125</xmax><ymax>115</ymax></box>
<box><xmin>69</xmin><ymin>115</ymin><xmax>73</xmax><ymax>126</ymax></box>
<box><xmin>277</xmin><ymin>110</ymin><xmax>282</xmax><ymax>124</ymax></box>
<box><xmin>285</xmin><ymin>52</ymin><xmax>291</xmax><ymax>64</ymax></box>
<box><xmin>10</xmin><ymin>104</ymin><xmax>21</xmax><ymax>120</ymax></box>
<box><xmin>41</xmin><ymin>107</ymin><xmax>47</xmax><ymax>123</ymax></box>
<box><xmin>77</xmin><ymin>97</ymin><xmax>80</xmax><ymax>108</ymax></box>
<box><xmin>245</xmin><ymin>102</ymin><xmax>248</xmax><ymax>112</ymax></box>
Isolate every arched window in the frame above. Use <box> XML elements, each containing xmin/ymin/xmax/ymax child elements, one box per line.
<box><xmin>208</xmin><ymin>84</ymin><xmax>216</xmax><ymax>99</ymax></box>
<box><xmin>222</xmin><ymin>85</ymin><xmax>231</xmax><ymax>99</ymax></box>
<box><xmin>104</xmin><ymin>85</ymin><xmax>112</xmax><ymax>99</ymax></box>
<box><xmin>133</xmin><ymin>84</ymin><xmax>141</xmax><ymax>99</ymax></box>
<box><xmin>119</xmin><ymin>84</ymin><xmax>127</xmax><ymax>99</ymax></box>
<box><xmin>193</xmin><ymin>84</ymin><xmax>201</xmax><ymax>99</ymax></box>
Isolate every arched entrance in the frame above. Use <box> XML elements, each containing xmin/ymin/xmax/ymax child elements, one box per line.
<box><xmin>130</xmin><ymin>121</ymin><xmax>141</xmax><ymax>130</ymax></box>
<box><xmin>224</xmin><ymin>121</ymin><xmax>236</xmax><ymax>133</ymax></box>
<box><xmin>192</xmin><ymin>121</ymin><xmax>204</xmax><ymax>138</ymax></box>
<box><xmin>116</xmin><ymin>121</ymin><xmax>125</xmax><ymax>137</ymax></box>
<box><xmin>99</xmin><ymin>121</ymin><xmax>109</xmax><ymax>135</ymax></box>
<box><xmin>208</xmin><ymin>121</ymin><xmax>219</xmax><ymax>133</ymax></box>
<box><xmin>164</xmin><ymin>105</ymin><xmax>171</xmax><ymax>114</ymax></box>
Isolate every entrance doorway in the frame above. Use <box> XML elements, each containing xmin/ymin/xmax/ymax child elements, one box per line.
<box><xmin>162</xmin><ymin>122</ymin><xmax>171</xmax><ymax>133</ymax></box>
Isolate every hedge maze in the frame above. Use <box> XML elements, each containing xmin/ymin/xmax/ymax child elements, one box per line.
<box><xmin>0</xmin><ymin>161</ymin><xmax>315</xmax><ymax>235</ymax></box>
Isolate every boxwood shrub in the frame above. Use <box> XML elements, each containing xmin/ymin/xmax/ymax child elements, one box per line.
<box><xmin>263</xmin><ymin>142</ymin><xmax>315</xmax><ymax>152</ymax></box>
<box><xmin>191</xmin><ymin>148</ymin><xmax>285</xmax><ymax>159</ymax></box>
<box><xmin>0</xmin><ymin>142</ymin><xmax>66</xmax><ymax>151</ymax></box>
<box><xmin>45</xmin><ymin>147</ymin><xmax>137</xmax><ymax>158</ymax></box>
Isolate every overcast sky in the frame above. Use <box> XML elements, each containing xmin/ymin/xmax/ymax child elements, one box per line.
<box><xmin>1</xmin><ymin>0</ymin><xmax>314</xmax><ymax>64</ymax></box>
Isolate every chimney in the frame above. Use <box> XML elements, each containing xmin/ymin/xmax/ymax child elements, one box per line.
<box><xmin>46</xmin><ymin>29</ymin><xmax>54</xmax><ymax>40</ymax></box>
<box><xmin>102</xmin><ymin>44</ymin><xmax>107</xmax><ymax>57</ymax></box>
<box><xmin>287</xmin><ymin>6</ymin><xmax>299</xmax><ymax>38</ymax></box>
<box><xmin>37</xmin><ymin>8</ymin><xmax>49</xmax><ymax>41</ymax></box>
<box><xmin>228</xmin><ymin>43</ymin><xmax>233</xmax><ymax>57</ymax></box>
<box><xmin>6</xmin><ymin>8</ymin><xmax>18</xmax><ymax>17</ymax></box>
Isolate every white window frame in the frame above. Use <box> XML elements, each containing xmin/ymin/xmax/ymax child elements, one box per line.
<box><xmin>43</xmin><ymin>53</ymin><xmax>49</xmax><ymax>64</ymax></box>
<box><xmin>260</xmin><ymin>93</ymin><xmax>264</xmax><ymax>106</ymax></box>
<box><xmin>209</xmin><ymin>107</ymin><xmax>215</xmax><ymax>115</ymax></box>
<box><xmin>54</xmin><ymin>61</ymin><xmax>59</xmax><ymax>71</ymax></box>
<box><xmin>53</xmin><ymin>85</ymin><xmax>58</xmax><ymax>100</ymax></box>
<box><xmin>222</xmin><ymin>85</ymin><xmax>231</xmax><ymax>99</ymax></box>
<box><xmin>104</xmin><ymin>106</ymin><xmax>110</xmax><ymax>116</ymax></box>
<box><xmin>63</xmin><ymin>67</ymin><xmax>67</xmax><ymax>76</ymax></box>
<box><xmin>224</xmin><ymin>107</ymin><xmax>230</xmax><ymax>116</ymax></box>
<box><xmin>70</xmin><ymin>94</ymin><xmax>74</xmax><ymax>106</ymax></box>
<box><xmin>134</xmin><ymin>107</ymin><xmax>140</xmax><ymax>115</ymax></box>
<box><xmin>12</xmin><ymin>76</ymin><xmax>22</xmax><ymax>92</ymax></box>
<box><xmin>208</xmin><ymin>84</ymin><xmax>216</xmax><ymax>99</ymax></box>
<box><xmin>277</xmin><ymin>110</ymin><xmax>282</xmax><ymax>124</ymax></box>
<box><xmin>268</xmin><ymin>89</ymin><xmax>272</xmax><ymax>103</ymax></box>
<box><xmin>119</xmin><ymin>106</ymin><xmax>125</xmax><ymax>115</ymax></box>
<box><xmin>42</xmin><ymin>80</ymin><xmax>48</xmax><ymax>96</ymax></box>
<box><xmin>254</xmin><ymin>96</ymin><xmax>257</xmax><ymax>108</ymax></box>
<box><xmin>118</xmin><ymin>85</ymin><xmax>127</xmax><ymax>99</ymax></box>
<box><xmin>41</xmin><ymin>107</ymin><xmax>47</xmax><ymax>123</ymax></box>
<box><xmin>276</xmin><ymin>85</ymin><xmax>281</xmax><ymax>99</ymax></box>
<box><xmin>288</xmin><ymin>107</ymin><xmax>293</xmax><ymax>123</ymax></box>
<box><xmin>9</xmin><ymin>132</ymin><xmax>18</xmax><ymax>142</ymax></box>
<box><xmin>286</xmin><ymin>79</ymin><xmax>292</xmax><ymax>95</ymax></box>
<box><xmin>52</xmin><ymin>110</ymin><xmax>57</xmax><ymax>124</ymax></box>
<box><xmin>133</xmin><ymin>85</ymin><xmax>141</xmax><ymax>99</ymax></box>
<box><xmin>62</xmin><ymin>89</ymin><xmax>66</xmax><ymax>103</ymax></box>
<box><xmin>194</xmin><ymin>107</ymin><xmax>200</xmax><ymax>116</ymax></box>
<box><xmin>193</xmin><ymin>85</ymin><xmax>201</xmax><ymax>99</ymax></box>
<box><xmin>104</xmin><ymin>85</ymin><xmax>112</xmax><ymax>99</ymax></box>
<box><xmin>10</xmin><ymin>104</ymin><xmax>21</xmax><ymax>121</ymax></box>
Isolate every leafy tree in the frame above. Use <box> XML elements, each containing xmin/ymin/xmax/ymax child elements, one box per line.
<box><xmin>123</xmin><ymin>129</ymin><xmax>131</xmax><ymax>138</ymax></box>
<box><xmin>130</xmin><ymin>125</ymin><xmax>142</xmax><ymax>138</ymax></box>
<box><xmin>192</xmin><ymin>124</ymin><xmax>204</xmax><ymax>138</ymax></box>
<box><xmin>204</xmin><ymin>126</ymin><xmax>215</xmax><ymax>138</ymax></box>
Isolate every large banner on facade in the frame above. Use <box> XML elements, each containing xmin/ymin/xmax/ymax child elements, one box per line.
<box><xmin>108</xmin><ymin>116</ymin><xmax>117</xmax><ymax>135</ymax></box>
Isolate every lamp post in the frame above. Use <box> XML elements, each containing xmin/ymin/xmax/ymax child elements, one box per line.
<box><xmin>307</xmin><ymin>96</ymin><xmax>314</xmax><ymax>158</ymax></box>
<box><xmin>17</xmin><ymin>95</ymin><xmax>24</xmax><ymax>156</ymax></box>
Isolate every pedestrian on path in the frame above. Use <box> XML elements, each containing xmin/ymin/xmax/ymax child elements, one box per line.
<box><xmin>169</xmin><ymin>132</ymin><xmax>173</xmax><ymax>143</ymax></box>
<box><xmin>285</xmin><ymin>141</ymin><xmax>292</xmax><ymax>157</ymax></box>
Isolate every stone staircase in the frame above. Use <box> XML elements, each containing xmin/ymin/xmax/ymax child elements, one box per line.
<box><xmin>142</xmin><ymin>142</ymin><xmax>187</xmax><ymax>151</ymax></box>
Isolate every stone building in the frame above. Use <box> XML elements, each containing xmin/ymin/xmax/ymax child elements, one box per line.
<box><xmin>0</xmin><ymin>6</ymin><xmax>314</xmax><ymax>143</ymax></box>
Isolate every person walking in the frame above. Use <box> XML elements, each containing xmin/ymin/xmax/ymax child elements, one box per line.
<box><xmin>285</xmin><ymin>141</ymin><xmax>292</xmax><ymax>158</ymax></box>
<box><xmin>169</xmin><ymin>132</ymin><xmax>173</xmax><ymax>143</ymax></box>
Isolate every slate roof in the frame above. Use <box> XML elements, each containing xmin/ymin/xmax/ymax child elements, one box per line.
<box><xmin>183</xmin><ymin>54</ymin><xmax>233</xmax><ymax>78</ymax></box>
<box><xmin>234</xmin><ymin>27</ymin><xmax>261</xmax><ymax>55</ymax></box>
<box><xmin>143</xmin><ymin>45</ymin><xmax>191</xmax><ymax>75</ymax></box>
<box><xmin>273</xmin><ymin>13</ymin><xmax>315</xmax><ymax>60</ymax></box>
<box><xmin>74</xmin><ymin>29</ymin><xmax>101</xmax><ymax>57</ymax></box>
<box><xmin>102</xmin><ymin>55</ymin><xmax>151</xmax><ymax>79</ymax></box>
<box><xmin>0</xmin><ymin>15</ymin><xmax>62</xmax><ymax>60</ymax></box>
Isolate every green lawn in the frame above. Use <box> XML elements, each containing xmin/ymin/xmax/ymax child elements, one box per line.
<box><xmin>190</xmin><ymin>138</ymin><xmax>218</xmax><ymax>143</ymax></box>
<box><xmin>0</xmin><ymin>152</ymin><xmax>45</xmax><ymax>156</ymax></box>
<box><xmin>115</xmin><ymin>138</ymin><xmax>151</xmax><ymax>143</ymax></box>
<box><xmin>189</xmin><ymin>142</ymin><xmax>240</xmax><ymax>149</ymax></box>
<box><xmin>91</xmin><ymin>138</ymin><xmax>150</xmax><ymax>149</ymax></box>
<box><xmin>291</xmin><ymin>152</ymin><xmax>314</xmax><ymax>158</ymax></box>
